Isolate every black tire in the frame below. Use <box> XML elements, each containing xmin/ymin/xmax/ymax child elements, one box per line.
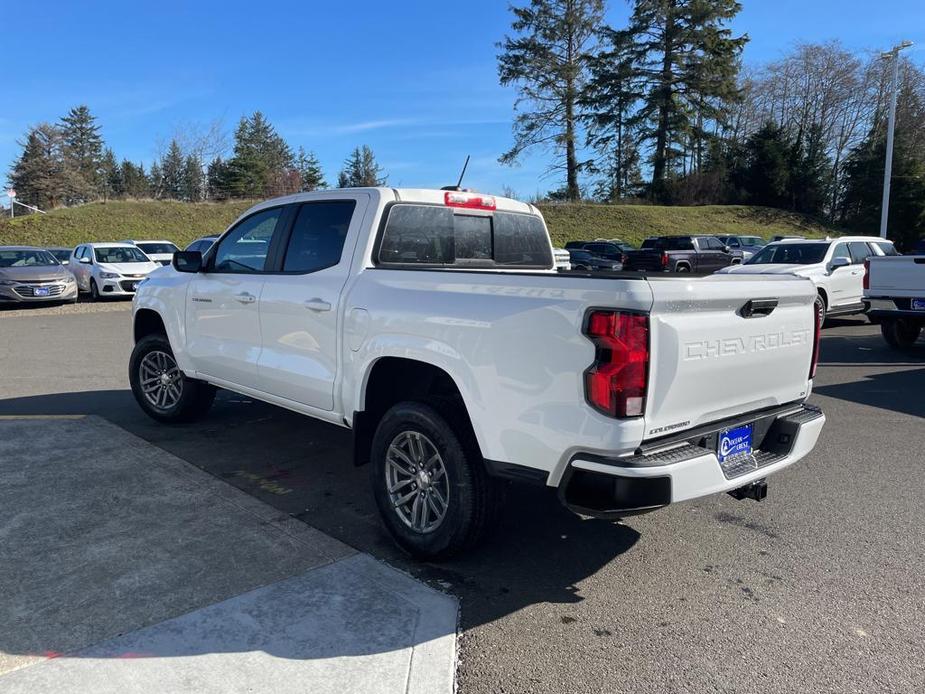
<box><xmin>89</xmin><ymin>279</ymin><xmax>100</xmax><ymax>302</ymax></box>
<box><xmin>881</xmin><ymin>319</ymin><xmax>921</xmax><ymax>350</ymax></box>
<box><xmin>129</xmin><ymin>334</ymin><xmax>216</xmax><ymax>423</ymax></box>
<box><xmin>574</xmin><ymin>264</ymin><xmax>591</xmax><ymax>272</ymax></box>
<box><xmin>676</xmin><ymin>265</ymin><xmax>691</xmax><ymax>273</ymax></box>
<box><xmin>370</xmin><ymin>401</ymin><xmax>501</xmax><ymax>560</ymax></box>
<box><xmin>815</xmin><ymin>293</ymin><xmax>827</xmax><ymax>327</ymax></box>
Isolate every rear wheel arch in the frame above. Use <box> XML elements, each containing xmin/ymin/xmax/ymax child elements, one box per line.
<box><xmin>353</xmin><ymin>357</ymin><xmax>481</xmax><ymax>467</ymax></box>
<box><xmin>816</xmin><ymin>287</ymin><xmax>828</xmax><ymax>309</ymax></box>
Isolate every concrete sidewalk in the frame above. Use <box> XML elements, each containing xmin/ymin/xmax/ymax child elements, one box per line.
<box><xmin>0</xmin><ymin>416</ymin><xmax>457</xmax><ymax>693</ymax></box>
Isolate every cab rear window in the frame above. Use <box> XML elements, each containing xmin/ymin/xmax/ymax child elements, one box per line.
<box><xmin>377</xmin><ymin>204</ymin><xmax>552</xmax><ymax>269</ymax></box>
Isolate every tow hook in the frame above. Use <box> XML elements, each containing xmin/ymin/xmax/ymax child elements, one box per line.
<box><xmin>729</xmin><ymin>479</ymin><xmax>768</xmax><ymax>502</ymax></box>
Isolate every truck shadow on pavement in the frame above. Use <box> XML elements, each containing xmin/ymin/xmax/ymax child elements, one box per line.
<box><xmin>813</xmin><ymin>367</ymin><xmax>925</xmax><ymax>419</ymax></box>
<box><xmin>0</xmin><ymin>389</ymin><xmax>640</xmax><ymax>660</ymax></box>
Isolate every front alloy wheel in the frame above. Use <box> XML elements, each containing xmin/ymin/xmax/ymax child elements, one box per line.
<box><xmin>139</xmin><ymin>350</ymin><xmax>184</xmax><ymax>411</ymax></box>
<box><xmin>129</xmin><ymin>334</ymin><xmax>216</xmax><ymax>423</ymax></box>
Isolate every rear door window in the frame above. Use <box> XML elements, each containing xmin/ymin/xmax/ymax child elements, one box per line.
<box><xmin>664</xmin><ymin>237</ymin><xmax>695</xmax><ymax>251</ymax></box>
<box><xmin>873</xmin><ymin>241</ymin><xmax>899</xmax><ymax>256</ymax></box>
<box><xmin>848</xmin><ymin>242</ymin><xmax>873</xmax><ymax>264</ymax></box>
<box><xmin>378</xmin><ymin>204</ymin><xmax>552</xmax><ymax>268</ymax></box>
<box><xmin>282</xmin><ymin>201</ymin><xmax>357</xmax><ymax>273</ymax></box>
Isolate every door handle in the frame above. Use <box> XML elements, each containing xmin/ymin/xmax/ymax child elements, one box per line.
<box><xmin>235</xmin><ymin>292</ymin><xmax>256</xmax><ymax>304</ymax></box>
<box><xmin>304</xmin><ymin>298</ymin><xmax>332</xmax><ymax>312</ymax></box>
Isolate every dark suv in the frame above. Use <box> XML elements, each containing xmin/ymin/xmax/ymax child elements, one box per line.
<box><xmin>622</xmin><ymin>236</ymin><xmax>743</xmax><ymax>273</ymax></box>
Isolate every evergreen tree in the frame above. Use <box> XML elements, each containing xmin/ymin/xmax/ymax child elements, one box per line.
<box><xmin>734</xmin><ymin>122</ymin><xmax>792</xmax><ymax>208</ymax></box>
<box><xmin>789</xmin><ymin>123</ymin><xmax>832</xmax><ymax>217</ymax></box>
<box><xmin>181</xmin><ymin>154</ymin><xmax>203</xmax><ymax>202</ymax></box>
<box><xmin>224</xmin><ymin>112</ymin><xmax>296</xmax><ymax>197</ymax></box>
<box><xmin>584</xmin><ymin>27</ymin><xmax>644</xmax><ymax>201</ymax></box>
<box><xmin>296</xmin><ymin>147</ymin><xmax>327</xmax><ymax>191</ymax></box>
<box><xmin>59</xmin><ymin>105</ymin><xmax>105</xmax><ymax>202</ymax></box>
<box><xmin>160</xmin><ymin>140</ymin><xmax>185</xmax><ymax>200</ymax></box>
<box><xmin>337</xmin><ymin>145</ymin><xmax>386</xmax><ymax>188</ymax></box>
<box><xmin>121</xmin><ymin>161</ymin><xmax>149</xmax><ymax>198</ymax></box>
<box><xmin>841</xmin><ymin>129</ymin><xmax>925</xmax><ymax>250</ymax></box>
<box><xmin>206</xmin><ymin>157</ymin><xmax>230</xmax><ymax>200</ymax></box>
<box><xmin>148</xmin><ymin>160</ymin><xmax>164</xmax><ymax>199</ymax></box>
<box><xmin>100</xmin><ymin>148</ymin><xmax>122</xmax><ymax>200</ymax></box>
<box><xmin>623</xmin><ymin>0</ymin><xmax>747</xmax><ymax>197</ymax></box>
<box><xmin>497</xmin><ymin>0</ymin><xmax>605</xmax><ymax>202</ymax></box>
<box><xmin>8</xmin><ymin>124</ymin><xmax>69</xmax><ymax>210</ymax></box>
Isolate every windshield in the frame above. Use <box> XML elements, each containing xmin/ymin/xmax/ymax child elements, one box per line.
<box><xmin>47</xmin><ymin>249</ymin><xmax>72</xmax><ymax>262</ymax></box>
<box><xmin>0</xmin><ymin>249</ymin><xmax>59</xmax><ymax>267</ymax></box>
<box><xmin>137</xmin><ymin>242</ymin><xmax>178</xmax><ymax>255</ymax></box>
<box><xmin>747</xmin><ymin>243</ymin><xmax>829</xmax><ymax>265</ymax></box>
<box><xmin>94</xmin><ymin>246</ymin><xmax>150</xmax><ymax>264</ymax></box>
<box><xmin>740</xmin><ymin>236</ymin><xmax>765</xmax><ymax>247</ymax></box>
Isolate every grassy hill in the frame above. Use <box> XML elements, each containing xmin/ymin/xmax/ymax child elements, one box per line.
<box><xmin>0</xmin><ymin>198</ymin><xmax>836</xmax><ymax>249</ymax></box>
<box><xmin>536</xmin><ymin>203</ymin><xmax>835</xmax><ymax>247</ymax></box>
<box><xmin>0</xmin><ymin>200</ymin><xmax>254</xmax><ymax>249</ymax></box>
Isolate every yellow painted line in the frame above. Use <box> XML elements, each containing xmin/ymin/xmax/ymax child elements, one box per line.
<box><xmin>0</xmin><ymin>415</ymin><xmax>87</xmax><ymax>420</ymax></box>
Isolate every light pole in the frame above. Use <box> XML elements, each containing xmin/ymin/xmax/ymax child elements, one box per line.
<box><xmin>879</xmin><ymin>40</ymin><xmax>913</xmax><ymax>239</ymax></box>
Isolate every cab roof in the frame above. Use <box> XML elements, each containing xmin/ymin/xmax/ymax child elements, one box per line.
<box><xmin>773</xmin><ymin>236</ymin><xmax>892</xmax><ymax>245</ymax></box>
<box><xmin>243</xmin><ymin>187</ymin><xmax>538</xmax><ymax>217</ymax></box>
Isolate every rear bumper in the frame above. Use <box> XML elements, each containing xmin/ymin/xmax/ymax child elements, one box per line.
<box><xmin>557</xmin><ymin>403</ymin><xmax>825</xmax><ymax>518</ymax></box>
<box><xmin>866</xmin><ymin>297</ymin><xmax>925</xmax><ymax>323</ymax></box>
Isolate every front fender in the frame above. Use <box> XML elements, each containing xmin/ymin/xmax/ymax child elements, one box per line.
<box><xmin>133</xmin><ymin>280</ymin><xmax>192</xmax><ymax>373</ymax></box>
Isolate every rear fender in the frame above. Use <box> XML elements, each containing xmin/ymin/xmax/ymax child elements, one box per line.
<box><xmin>344</xmin><ymin>333</ymin><xmax>486</xmax><ymax>452</ymax></box>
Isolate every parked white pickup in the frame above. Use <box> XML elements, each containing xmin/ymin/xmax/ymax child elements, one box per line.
<box><xmin>130</xmin><ymin>187</ymin><xmax>825</xmax><ymax>558</ymax></box>
<box><xmin>865</xmin><ymin>255</ymin><xmax>925</xmax><ymax>350</ymax></box>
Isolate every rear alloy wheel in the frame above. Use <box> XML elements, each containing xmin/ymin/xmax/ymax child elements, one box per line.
<box><xmin>881</xmin><ymin>319</ymin><xmax>921</xmax><ymax>351</ymax></box>
<box><xmin>129</xmin><ymin>334</ymin><xmax>216</xmax><ymax>423</ymax></box>
<box><xmin>370</xmin><ymin>401</ymin><xmax>500</xmax><ymax>559</ymax></box>
<box><xmin>89</xmin><ymin>279</ymin><xmax>100</xmax><ymax>302</ymax></box>
<box><xmin>815</xmin><ymin>294</ymin><xmax>827</xmax><ymax>327</ymax></box>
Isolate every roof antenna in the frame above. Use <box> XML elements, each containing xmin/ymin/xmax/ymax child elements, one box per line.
<box><xmin>441</xmin><ymin>155</ymin><xmax>470</xmax><ymax>191</ymax></box>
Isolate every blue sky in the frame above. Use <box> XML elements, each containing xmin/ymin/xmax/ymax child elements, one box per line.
<box><xmin>2</xmin><ymin>0</ymin><xmax>923</xmax><ymax>197</ymax></box>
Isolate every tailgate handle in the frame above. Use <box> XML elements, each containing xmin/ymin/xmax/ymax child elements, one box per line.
<box><xmin>740</xmin><ymin>298</ymin><xmax>778</xmax><ymax>318</ymax></box>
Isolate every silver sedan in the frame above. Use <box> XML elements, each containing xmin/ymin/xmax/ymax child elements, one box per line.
<box><xmin>0</xmin><ymin>246</ymin><xmax>78</xmax><ymax>304</ymax></box>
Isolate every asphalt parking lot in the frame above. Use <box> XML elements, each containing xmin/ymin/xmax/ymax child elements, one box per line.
<box><xmin>1</xmin><ymin>301</ymin><xmax>923</xmax><ymax>693</ymax></box>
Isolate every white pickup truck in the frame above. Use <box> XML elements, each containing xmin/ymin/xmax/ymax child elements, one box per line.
<box><xmin>130</xmin><ymin>188</ymin><xmax>825</xmax><ymax>558</ymax></box>
<box><xmin>865</xmin><ymin>255</ymin><xmax>925</xmax><ymax>349</ymax></box>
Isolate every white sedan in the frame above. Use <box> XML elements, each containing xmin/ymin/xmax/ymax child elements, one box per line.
<box><xmin>69</xmin><ymin>243</ymin><xmax>160</xmax><ymax>301</ymax></box>
<box><xmin>122</xmin><ymin>239</ymin><xmax>180</xmax><ymax>266</ymax></box>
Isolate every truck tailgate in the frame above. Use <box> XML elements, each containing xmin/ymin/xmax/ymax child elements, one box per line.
<box><xmin>868</xmin><ymin>256</ymin><xmax>925</xmax><ymax>298</ymax></box>
<box><xmin>644</xmin><ymin>274</ymin><xmax>816</xmax><ymax>438</ymax></box>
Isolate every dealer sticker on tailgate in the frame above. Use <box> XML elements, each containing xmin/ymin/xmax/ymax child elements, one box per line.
<box><xmin>912</xmin><ymin>299</ymin><xmax>925</xmax><ymax>311</ymax></box>
<box><xmin>718</xmin><ymin>424</ymin><xmax>753</xmax><ymax>463</ymax></box>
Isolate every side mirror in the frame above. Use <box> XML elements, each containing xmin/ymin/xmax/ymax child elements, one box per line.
<box><xmin>173</xmin><ymin>251</ymin><xmax>203</xmax><ymax>273</ymax></box>
<box><xmin>724</xmin><ymin>245</ymin><xmax>732</xmax><ymax>253</ymax></box>
<box><xmin>79</xmin><ymin>256</ymin><xmax>91</xmax><ymax>264</ymax></box>
<box><xmin>829</xmin><ymin>257</ymin><xmax>850</xmax><ymax>271</ymax></box>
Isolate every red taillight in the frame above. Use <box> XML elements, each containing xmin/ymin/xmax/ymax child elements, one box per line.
<box><xmin>660</xmin><ymin>252</ymin><xmax>669</xmax><ymax>270</ymax></box>
<box><xmin>621</xmin><ymin>253</ymin><xmax>628</xmax><ymax>265</ymax></box>
<box><xmin>863</xmin><ymin>259</ymin><xmax>870</xmax><ymax>290</ymax></box>
<box><xmin>444</xmin><ymin>191</ymin><xmax>496</xmax><ymax>210</ymax></box>
<box><xmin>583</xmin><ymin>311</ymin><xmax>649</xmax><ymax>418</ymax></box>
<box><xmin>809</xmin><ymin>301</ymin><xmax>822</xmax><ymax>379</ymax></box>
